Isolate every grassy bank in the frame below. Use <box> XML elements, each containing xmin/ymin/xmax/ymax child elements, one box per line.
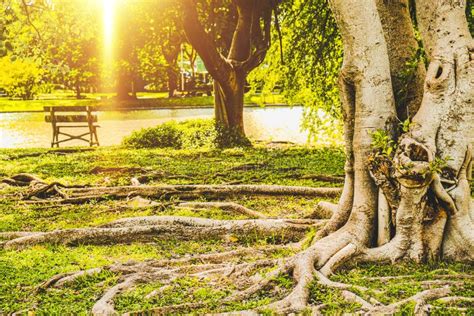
<box><xmin>0</xmin><ymin>146</ymin><xmax>472</xmax><ymax>314</ymax></box>
<box><xmin>0</xmin><ymin>92</ymin><xmax>286</xmax><ymax>113</ymax></box>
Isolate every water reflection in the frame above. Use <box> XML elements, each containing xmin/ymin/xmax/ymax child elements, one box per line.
<box><xmin>0</xmin><ymin>106</ymin><xmax>309</xmax><ymax>148</ymax></box>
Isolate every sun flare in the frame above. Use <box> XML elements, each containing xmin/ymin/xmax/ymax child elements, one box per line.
<box><xmin>103</xmin><ymin>0</ymin><xmax>116</xmax><ymax>86</ymax></box>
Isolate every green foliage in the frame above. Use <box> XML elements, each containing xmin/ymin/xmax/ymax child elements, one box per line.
<box><xmin>215</xmin><ymin>124</ymin><xmax>252</xmax><ymax>148</ymax></box>
<box><xmin>394</xmin><ymin>45</ymin><xmax>426</xmax><ymax>112</ymax></box>
<box><xmin>43</xmin><ymin>0</ymin><xmax>100</xmax><ymax>98</ymax></box>
<box><xmin>429</xmin><ymin>156</ymin><xmax>450</xmax><ymax>174</ymax></box>
<box><xmin>400</xmin><ymin>119</ymin><xmax>414</xmax><ymax>133</ymax></box>
<box><xmin>468</xmin><ymin>0</ymin><xmax>473</xmax><ymax>36</ymax></box>
<box><xmin>180</xmin><ymin>119</ymin><xmax>219</xmax><ymax>148</ymax></box>
<box><xmin>122</xmin><ymin>121</ymin><xmax>185</xmax><ymax>149</ymax></box>
<box><xmin>371</xmin><ymin>129</ymin><xmax>396</xmax><ymax>157</ymax></box>
<box><xmin>0</xmin><ymin>57</ymin><xmax>44</xmax><ymax>99</ymax></box>
<box><xmin>249</xmin><ymin>0</ymin><xmax>343</xmax><ymax>143</ymax></box>
<box><xmin>122</xmin><ymin>119</ymin><xmax>219</xmax><ymax>149</ymax></box>
<box><xmin>122</xmin><ymin>119</ymin><xmax>255</xmax><ymax>149</ymax></box>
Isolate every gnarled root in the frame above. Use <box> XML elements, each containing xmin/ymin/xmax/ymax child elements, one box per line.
<box><xmin>38</xmin><ymin>246</ymin><xmax>290</xmax><ymax>315</ymax></box>
<box><xmin>21</xmin><ymin>183</ymin><xmax>342</xmax><ymax>202</ymax></box>
<box><xmin>3</xmin><ymin>216</ymin><xmax>323</xmax><ymax>250</ymax></box>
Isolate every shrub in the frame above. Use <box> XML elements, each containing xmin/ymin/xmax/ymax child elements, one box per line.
<box><xmin>180</xmin><ymin>119</ymin><xmax>218</xmax><ymax>149</ymax></box>
<box><xmin>122</xmin><ymin>119</ymin><xmax>218</xmax><ymax>149</ymax></box>
<box><xmin>122</xmin><ymin>122</ymin><xmax>183</xmax><ymax>148</ymax></box>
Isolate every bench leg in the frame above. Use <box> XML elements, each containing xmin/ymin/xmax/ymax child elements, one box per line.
<box><xmin>51</xmin><ymin>127</ymin><xmax>58</xmax><ymax>148</ymax></box>
<box><xmin>93</xmin><ymin>127</ymin><xmax>100</xmax><ymax>146</ymax></box>
<box><xmin>55</xmin><ymin>127</ymin><xmax>60</xmax><ymax>147</ymax></box>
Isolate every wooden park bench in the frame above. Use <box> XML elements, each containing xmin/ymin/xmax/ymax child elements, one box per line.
<box><xmin>44</xmin><ymin>106</ymin><xmax>100</xmax><ymax>148</ymax></box>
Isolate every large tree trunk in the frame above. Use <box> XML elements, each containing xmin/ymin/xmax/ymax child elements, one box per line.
<box><xmin>213</xmin><ymin>75</ymin><xmax>246</xmax><ymax>136</ymax></box>
<box><xmin>322</xmin><ymin>0</ymin><xmax>474</xmax><ymax>263</ymax></box>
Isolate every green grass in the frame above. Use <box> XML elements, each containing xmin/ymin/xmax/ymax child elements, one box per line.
<box><xmin>0</xmin><ymin>91</ymin><xmax>286</xmax><ymax>113</ymax></box>
<box><xmin>0</xmin><ymin>145</ymin><xmax>472</xmax><ymax>314</ymax></box>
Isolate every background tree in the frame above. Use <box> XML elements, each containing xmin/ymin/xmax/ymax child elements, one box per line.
<box><xmin>0</xmin><ymin>56</ymin><xmax>43</xmax><ymax>99</ymax></box>
<box><xmin>182</xmin><ymin>0</ymin><xmax>278</xmax><ymax>146</ymax></box>
<box><xmin>43</xmin><ymin>0</ymin><xmax>100</xmax><ymax>99</ymax></box>
<box><xmin>148</xmin><ymin>5</ymin><xmax>186</xmax><ymax>98</ymax></box>
<box><xmin>114</xmin><ymin>2</ymin><xmax>146</xmax><ymax>100</ymax></box>
<box><xmin>249</xmin><ymin>0</ymin><xmax>344</xmax><ymax>145</ymax></box>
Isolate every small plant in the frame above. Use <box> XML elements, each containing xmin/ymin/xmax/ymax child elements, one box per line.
<box><xmin>400</xmin><ymin>119</ymin><xmax>413</xmax><ymax>133</ymax></box>
<box><xmin>429</xmin><ymin>156</ymin><xmax>450</xmax><ymax>174</ymax></box>
<box><xmin>371</xmin><ymin>129</ymin><xmax>396</xmax><ymax>157</ymax></box>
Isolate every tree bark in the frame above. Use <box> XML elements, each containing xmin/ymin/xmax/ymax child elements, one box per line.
<box><xmin>376</xmin><ymin>0</ymin><xmax>425</xmax><ymax>120</ymax></box>
<box><xmin>321</xmin><ymin>0</ymin><xmax>398</xmax><ymax>245</ymax></box>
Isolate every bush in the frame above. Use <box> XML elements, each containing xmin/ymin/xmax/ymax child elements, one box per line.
<box><xmin>122</xmin><ymin>122</ymin><xmax>183</xmax><ymax>148</ymax></box>
<box><xmin>122</xmin><ymin>119</ymin><xmax>218</xmax><ymax>149</ymax></box>
<box><xmin>180</xmin><ymin>119</ymin><xmax>218</xmax><ymax>149</ymax></box>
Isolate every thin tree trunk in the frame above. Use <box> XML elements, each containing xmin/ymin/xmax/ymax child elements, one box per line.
<box><xmin>167</xmin><ymin>66</ymin><xmax>179</xmax><ymax>98</ymax></box>
<box><xmin>75</xmin><ymin>82</ymin><xmax>82</xmax><ymax>100</ymax></box>
<box><xmin>116</xmin><ymin>73</ymin><xmax>133</xmax><ymax>100</ymax></box>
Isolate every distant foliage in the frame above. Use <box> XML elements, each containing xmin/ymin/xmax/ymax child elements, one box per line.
<box><xmin>122</xmin><ymin>119</ymin><xmax>218</xmax><ymax>149</ymax></box>
<box><xmin>0</xmin><ymin>57</ymin><xmax>43</xmax><ymax>99</ymax></box>
<box><xmin>248</xmin><ymin>0</ymin><xmax>344</xmax><ymax>144</ymax></box>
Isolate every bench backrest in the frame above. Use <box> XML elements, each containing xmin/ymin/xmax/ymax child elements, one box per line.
<box><xmin>44</xmin><ymin>106</ymin><xmax>98</xmax><ymax>124</ymax></box>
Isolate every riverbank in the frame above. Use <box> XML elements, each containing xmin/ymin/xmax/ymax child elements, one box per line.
<box><xmin>0</xmin><ymin>92</ymin><xmax>286</xmax><ymax>113</ymax></box>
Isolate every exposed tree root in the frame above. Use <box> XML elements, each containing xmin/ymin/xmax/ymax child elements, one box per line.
<box><xmin>361</xmin><ymin>273</ymin><xmax>474</xmax><ymax>282</ymax></box>
<box><xmin>436</xmin><ymin>296</ymin><xmax>474</xmax><ymax>304</ymax></box>
<box><xmin>177</xmin><ymin>202</ymin><xmax>267</xmax><ymax>219</ymax></box>
<box><xmin>12</xmin><ymin>214</ymin><xmax>470</xmax><ymax>315</ymax></box>
<box><xmin>1</xmin><ymin>173</ymin><xmax>46</xmax><ymax>187</ymax></box>
<box><xmin>300</xmin><ymin>174</ymin><xmax>345</xmax><ymax>183</ymax></box>
<box><xmin>3</xmin><ymin>216</ymin><xmax>323</xmax><ymax>250</ymax></box>
<box><xmin>307</xmin><ymin>201</ymin><xmax>337</xmax><ymax>219</ymax></box>
<box><xmin>371</xmin><ymin>287</ymin><xmax>451</xmax><ymax>315</ymax></box>
<box><xmin>20</xmin><ymin>183</ymin><xmax>341</xmax><ymax>202</ymax></box>
<box><xmin>39</xmin><ymin>253</ymin><xmax>285</xmax><ymax>315</ymax></box>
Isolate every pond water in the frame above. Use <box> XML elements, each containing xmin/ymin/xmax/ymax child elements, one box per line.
<box><xmin>0</xmin><ymin>106</ymin><xmax>309</xmax><ymax>148</ymax></box>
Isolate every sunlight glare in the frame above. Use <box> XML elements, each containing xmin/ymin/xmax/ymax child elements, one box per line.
<box><xmin>103</xmin><ymin>0</ymin><xmax>116</xmax><ymax>86</ymax></box>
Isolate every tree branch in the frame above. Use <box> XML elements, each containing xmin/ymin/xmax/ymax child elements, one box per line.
<box><xmin>181</xmin><ymin>0</ymin><xmax>230</xmax><ymax>83</ymax></box>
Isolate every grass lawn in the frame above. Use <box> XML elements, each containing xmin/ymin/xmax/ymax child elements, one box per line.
<box><xmin>0</xmin><ymin>145</ymin><xmax>472</xmax><ymax>314</ymax></box>
<box><xmin>0</xmin><ymin>91</ymin><xmax>286</xmax><ymax>113</ymax></box>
